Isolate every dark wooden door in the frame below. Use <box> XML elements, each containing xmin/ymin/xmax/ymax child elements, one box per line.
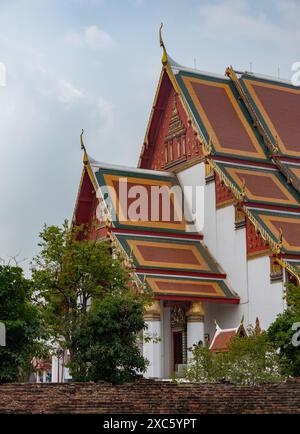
<box><xmin>173</xmin><ymin>332</ymin><xmax>183</xmax><ymax>371</ymax></box>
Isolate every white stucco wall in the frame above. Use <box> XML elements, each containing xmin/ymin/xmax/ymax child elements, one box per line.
<box><xmin>177</xmin><ymin>162</ymin><xmax>205</xmax><ymax>234</ymax></box>
<box><xmin>177</xmin><ymin>163</ymin><xmax>285</xmax><ymax>339</ymax></box>
<box><xmin>51</xmin><ymin>355</ymin><xmax>64</xmax><ymax>383</ymax></box>
<box><xmin>143</xmin><ymin>317</ymin><xmax>162</xmax><ymax>378</ymax></box>
<box><xmin>203</xmin><ymin>177</ymin><xmax>218</xmax><ymax>257</ymax></box>
<box><xmin>162</xmin><ymin>305</ymin><xmax>172</xmax><ymax>378</ymax></box>
<box><xmin>247</xmin><ymin>256</ymin><xmax>285</xmax><ymax>329</ymax></box>
<box><xmin>204</xmin><ymin>203</ymin><xmax>285</xmax><ymax>337</ymax></box>
<box><xmin>187</xmin><ymin>320</ymin><xmax>205</xmax><ymax>362</ymax></box>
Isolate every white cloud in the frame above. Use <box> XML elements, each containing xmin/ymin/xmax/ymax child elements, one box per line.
<box><xmin>38</xmin><ymin>75</ymin><xmax>115</xmax><ymax>141</ymax></box>
<box><xmin>94</xmin><ymin>96</ymin><xmax>114</xmax><ymax>130</ymax></box>
<box><xmin>84</xmin><ymin>25</ymin><xmax>114</xmax><ymax>50</ymax></box>
<box><xmin>196</xmin><ymin>0</ymin><xmax>300</xmax><ymax>48</ymax></box>
<box><xmin>57</xmin><ymin>79</ymin><xmax>85</xmax><ymax>104</ymax></box>
<box><xmin>65</xmin><ymin>25</ymin><xmax>114</xmax><ymax>50</ymax></box>
<box><xmin>275</xmin><ymin>0</ymin><xmax>300</xmax><ymax>26</ymax></box>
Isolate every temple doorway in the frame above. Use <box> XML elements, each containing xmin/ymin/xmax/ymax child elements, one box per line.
<box><xmin>173</xmin><ymin>331</ymin><xmax>183</xmax><ymax>371</ymax></box>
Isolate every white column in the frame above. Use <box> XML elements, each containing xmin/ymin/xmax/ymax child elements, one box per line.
<box><xmin>162</xmin><ymin>306</ymin><xmax>172</xmax><ymax>378</ymax></box>
<box><xmin>51</xmin><ymin>355</ymin><xmax>57</xmax><ymax>383</ymax></box>
<box><xmin>186</xmin><ymin>302</ymin><xmax>205</xmax><ymax>362</ymax></box>
<box><xmin>143</xmin><ymin>300</ymin><xmax>162</xmax><ymax>378</ymax></box>
<box><xmin>51</xmin><ymin>354</ymin><xmax>64</xmax><ymax>383</ymax></box>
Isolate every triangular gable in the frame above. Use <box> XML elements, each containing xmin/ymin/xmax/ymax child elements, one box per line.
<box><xmin>73</xmin><ymin>168</ymin><xmax>109</xmax><ymax>240</ymax></box>
<box><xmin>73</xmin><ymin>169</ymin><xmax>95</xmax><ymax>226</ymax></box>
<box><xmin>139</xmin><ymin>68</ymin><xmax>204</xmax><ymax>171</ymax></box>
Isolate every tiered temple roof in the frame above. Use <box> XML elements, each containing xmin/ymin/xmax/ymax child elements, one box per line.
<box><xmin>74</xmin><ymin>158</ymin><xmax>239</xmax><ymax>303</ymax></box>
<box><xmin>139</xmin><ymin>33</ymin><xmax>300</xmax><ymax>283</ymax></box>
<box><xmin>75</xmin><ymin>29</ymin><xmax>300</xmax><ymax>297</ymax></box>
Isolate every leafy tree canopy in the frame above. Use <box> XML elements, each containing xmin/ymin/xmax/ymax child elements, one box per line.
<box><xmin>69</xmin><ymin>293</ymin><xmax>147</xmax><ymax>383</ymax></box>
<box><xmin>185</xmin><ymin>328</ymin><xmax>282</xmax><ymax>386</ymax></box>
<box><xmin>31</xmin><ymin>221</ymin><xmax>150</xmax><ymax>383</ymax></box>
<box><xmin>267</xmin><ymin>282</ymin><xmax>300</xmax><ymax>377</ymax></box>
<box><xmin>0</xmin><ymin>265</ymin><xmax>45</xmax><ymax>382</ymax></box>
<box><xmin>31</xmin><ymin>221</ymin><xmax>132</xmax><ymax>347</ymax></box>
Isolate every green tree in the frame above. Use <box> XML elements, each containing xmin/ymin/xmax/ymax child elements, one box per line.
<box><xmin>185</xmin><ymin>329</ymin><xmax>282</xmax><ymax>385</ymax></box>
<box><xmin>69</xmin><ymin>293</ymin><xmax>147</xmax><ymax>383</ymax></box>
<box><xmin>218</xmin><ymin>329</ymin><xmax>282</xmax><ymax>385</ymax></box>
<box><xmin>268</xmin><ymin>282</ymin><xmax>300</xmax><ymax>377</ymax></box>
<box><xmin>0</xmin><ymin>265</ymin><xmax>45</xmax><ymax>382</ymax></box>
<box><xmin>31</xmin><ymin>221</ymin><xmax>149</xmax><ymax>383</ymax></box>
<box><xmin>184</xmin><ymin>345</ymin><xmax>216</xmax><ymax>383</ymax></box>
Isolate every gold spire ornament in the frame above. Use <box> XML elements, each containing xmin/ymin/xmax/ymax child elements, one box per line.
<box><xmin>255</xmin><ymin>317</ymin><xmax>262</xmax><ymax>335</ymax></box>
<box><xmin>159</xmin><ymin>22</ymin><xmax>168</xmax><ymax>66</ymax></box>
<box><xmin>80</xmin><ymin>128</ymin><xmax>85</xmax><ymax>150</ymax></box>
<box><xmin>225</xmin><ymin>65</ymin><xmax>234</xmax><ymax>79</ymax></box>
<box><xmin>80</xmin><ymin>129</ymin><xmax>89</xmax><ymax>165</ymax></box>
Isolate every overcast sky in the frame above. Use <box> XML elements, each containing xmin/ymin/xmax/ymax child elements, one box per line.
<box><xmin>0</xmin><ymin>0</ymin><xmax>299</xmax><ymax>272</ymax></box>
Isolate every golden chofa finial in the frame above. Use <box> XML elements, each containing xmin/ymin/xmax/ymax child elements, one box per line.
<box><xmin>225</xmin><ymin>65</ymin><xmax>234</xmax><ymax>79</ymax></box>
<box><xmin>214</xmin><ymin>319</ymin><xmax>220</xmax><ymax>330</ymax></box>
<box><xmin>255</xmin><ymin>317</ymin><xmax>262</xmax><ymax>336</ymax></box>
<box><xmin>159</xmin><ymin>22</ymin><xmax>168</xmax><ymax>66</ymax></box>
<box><xmin>80</xmin><ymin>129</ymin><xmax>89</xmax><ymax>165</ymax></box>
<box><xmin>80</xmin><ymin>128</ymin><xmax>85</xmax><ymax>150</ymax></box>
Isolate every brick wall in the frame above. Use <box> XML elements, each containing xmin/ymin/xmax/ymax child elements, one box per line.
<box><xmin>0</xmin><ymin>378</ymin><xmax>299</xmax><ymax>414</ymax></box>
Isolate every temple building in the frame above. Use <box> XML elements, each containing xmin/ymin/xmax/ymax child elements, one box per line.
<box><xmin>69</xmin><ymin>31</ymin><xmax>300</xmax><ymax>379</ymax></box>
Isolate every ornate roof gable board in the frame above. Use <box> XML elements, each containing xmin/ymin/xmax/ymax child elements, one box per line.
<box><xmin>77</xmin><ymin>132</ymin><xmax>145</xmax><ymax>291</ymax></box>
<box><xmin>138</xmin><ymin>25</ymin><xmax>206</xmax><ymax>169</ymax></box>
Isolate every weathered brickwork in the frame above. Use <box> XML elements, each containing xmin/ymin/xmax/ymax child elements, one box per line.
<box><xmin>0</xmin><ymin>379</ymin><xmax>299</xmax><ymax>414</ymax></box>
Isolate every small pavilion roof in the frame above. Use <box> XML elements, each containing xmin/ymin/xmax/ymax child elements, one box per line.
<box><xmin>209</xmin><ymin>320</ymin><xmax>246</xmax><ymax>353</ymax></box>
